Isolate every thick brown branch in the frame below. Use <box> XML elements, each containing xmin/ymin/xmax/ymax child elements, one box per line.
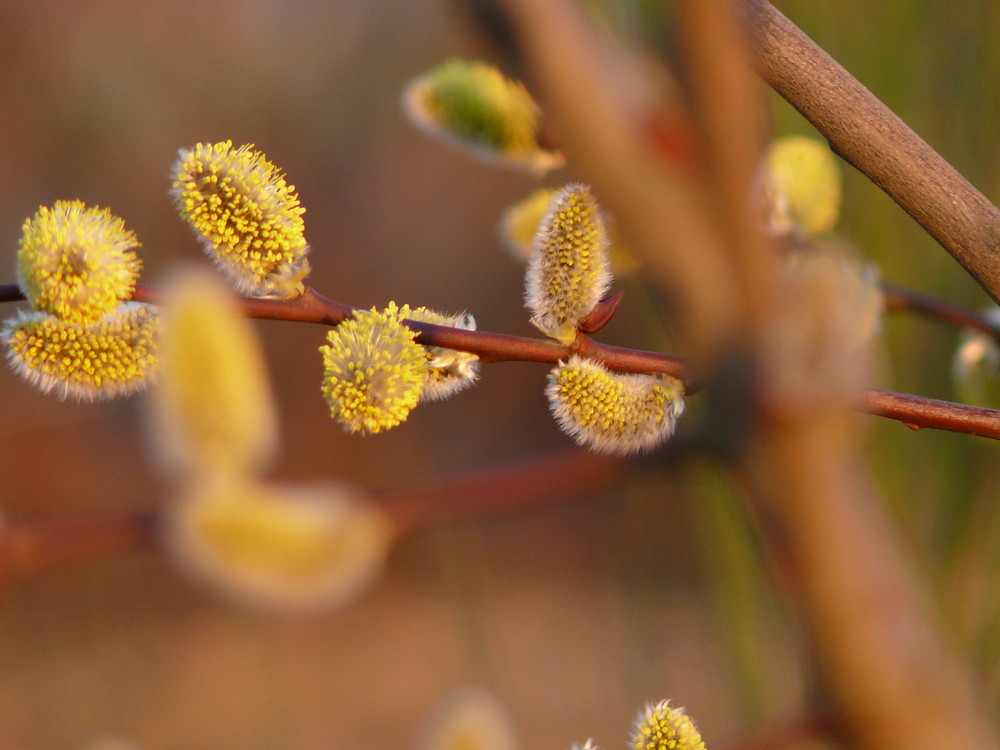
<box><xmin>742</xmin><ymin>0</ymin><xmax>1000</xmax><ymax>303</ymax></box>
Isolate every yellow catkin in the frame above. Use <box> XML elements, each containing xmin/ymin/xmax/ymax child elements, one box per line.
<box><xmin>2</xmin><ymin>305</ymin><xmax>158</xmax><ymax>401</ymax></box>
<box><xmin>152</xmin><ymin>267</ymin><xmax>278</xmax><ymax>477</ymax></box>
<box><xmin>171</xmin><ymin>140</ymin><xmax>310</xmax><ymax>298</ymax></box>
<box><xmin>403</xmin><ymin>58</ymin><xmax>564</xmax><ymax>175</ymax></box>
<box><xmin>320</xmin><ymin>302</ymin><xmax>429</xmax><ymax>434</ymax></box>
<box><xmin>631</xmin><ymin>701</ymin><xmax>706</xmax><ymax>750</ymax></box>
<box><xmin>762</xmin><ymin>135</ymin><xmax>842</xmax><ymax>236</ymax></box>
<box><xmin>166</xmin><ymin>476</ymin><xmax>391</xmax><ymax>611</ymax></box>
<box><xmin>17</xmin><ymin>200</ymin><xmax>141</xmax><ymax>325</ymax></box>
<box><xmin>500</xmin><ymin>187</ymin><xmax>637</xmax><ymax>274</ymax></box>
<box><xmin>525</xmin><ymin>184</ymin><xmax>612</xmax><ymax>344</ymax></box>
<box><xmin>547</xmin><ymin>355</ymin><xmax>684</xmax><ymax>455</ymax></box>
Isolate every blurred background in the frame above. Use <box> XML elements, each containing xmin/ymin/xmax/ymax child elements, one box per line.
<box><xmin>0</xmin><ymin>1</ymin><xmax>998</xmax><ymax>748</ymax></box>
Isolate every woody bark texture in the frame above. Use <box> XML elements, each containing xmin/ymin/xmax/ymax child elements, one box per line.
<box><xmin>742</xmin><ymin>0</ymin><xmax>1000</xmax><ymax>304</ymax></box>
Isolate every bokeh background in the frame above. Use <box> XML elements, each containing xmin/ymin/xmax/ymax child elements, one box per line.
<box><xmin>0</xmin><ymin>1</ymin><xmax>999</xmax><ymax>748</ymax></box>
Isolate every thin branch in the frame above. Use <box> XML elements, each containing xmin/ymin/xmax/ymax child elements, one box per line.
<box><xmin>0</xmin><ymin>451</ymin><xmax>625</xmax><ymax>587</ymax></box>
<box><xmin>0</xmin><ymin>512</ymin><xmax>157</xmax><ymax>587</ymax></box>
<box><xmin>856</xmin><ymin>389</ymin><xmax>1000</xmax><ymax>440</ymax></box>
<box><xmin>742</xmin><ymin>0</ymin><xmax>1000</xmax><ymax>304</ymax></box>
<box><xmin>882</xmin><ymin>281</ymin><xmax>1000</xmax><ymax>340</ymax></box>
<box><xmin>3</xmin><ymin>282</ymin><xmax>1000</xmax><ymax>439</ymax></box>
<box><xmin>375</xmin><ymin>450</ymin><xmax>626</xmax><ymax>534</ymax></box>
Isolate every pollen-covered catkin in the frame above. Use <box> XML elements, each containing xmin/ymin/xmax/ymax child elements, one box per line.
<box><xmin>17</xmin><ymin>200</ymin><xmax>141</xmax><ymax>325</ymax></box>
<box><xmin>171</xmin><ymin>141</ymin><xmax>310</xmax><ymax>298</ymax></box>
<box><xmin>631</xmin><ymin>700</ymin><xmax>706</xmax><ymax>750</ymax></box>
<box><xmin>547</xmin><ymin>355</ymin><xmax>684</xmax><ymax>455</ymax></box>
<box><xmin>2</xmin><ymin>305</ymin><xmax>158</xmax><ymax>401</ymax></box>
<box><xmin>525</xmin><ymin>184</ymin><xmax>612</xmax><ymax>344</ymax></box>
<box><xmin>321</xmin><ymin>302</ymin><xmax>429</xmax><ymax>434</ymax></box>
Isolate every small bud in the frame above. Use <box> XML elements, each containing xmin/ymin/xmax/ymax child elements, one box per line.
<box><xmin>403</xmin><ymin>58</ymin><xmax>564</xmax><ymax>175</ymax></box>
<box><xmin>165</xmin><ymin>476</ymin><xmax>391</xmax><ymax>611</ymax></box>
<box><xmin>151</xmin><ymin>268</ymin><xmax>277</xmax><ymax>478</ymax></box>
<box><xmin>171</xmin><ymin>141</ymin><xmax>310</xmax><ymax>298</ymax></box>
<box><xmin>547</xmin><ymin>355</ymin><xmax>684</xmax><ymax>455</ymax></box>
<box><xmin>321</xmin><ymin>302</ymin><xmax>429</xmax><ymax>434</ymax></box>
<box><xmin>501</xmin><ymin>188</ymin><xmax>637</xmax><ymax>274</ymax></box>
<box><xmin>525</xmin><ymin>184</ymin><xmax>613</xmax><ymax>344</ymax></box>
<box><xmin>17</xmin><ymin>200</ymin><xmax>141</xmax><ymax>325</ymax></box>
<box><xmin>762</xmin><ymin>135</ymin><xmax>842</xmax><ymax>236</ymax></box>
<box><xmin>571</xmin><ymin>741</ymin><xmax>604</xmax><ymax>750</ymax></box>
<box><xmin>398</xmin><ymin>304</ymin><xmax>480</xmax><ymax>401</ymax></box>
<box><xmin>632</xmin><ymin>700</ymin><xmax>706</xmax><ymax>750</ymax></box>
<box><xmin>953</xmin><ymin>308</ymin><xmax>1000</xmax><ymax>408</ymax></box>
<box><xmin>417</xmin><ymin>689</ymin><xmax>518</xmax><ymax>750</ymax></box>
<box><xmin>2</xmin><ymin>305</ymin><xmax>158</xmax><ymax>401</ymax></box>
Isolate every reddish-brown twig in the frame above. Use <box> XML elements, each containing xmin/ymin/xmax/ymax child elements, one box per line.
<box><xmin>0</xmin><ymin>451</ymin><xmax>625</xmax><ymax>587</ymax></box>
<box><xmin>3</xmin><ymin>281</ymin><xmax>1000</xmax><ymax>439</ymax></box>
<box><xmin>0</xmin><ymin>512</ymin><xmax>157</xmax><ymax>588</ymax></box>
<box><xmin>375</xmin><ymin>450</ymin><xmax>625</xmax><ymax>535</ymax></box>
<box><xmin>882</xmin><ymin>281</ymin><xmax>1000</xmax><ymax>340</ymax></box>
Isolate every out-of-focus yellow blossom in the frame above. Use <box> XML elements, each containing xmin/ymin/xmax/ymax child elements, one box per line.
<box><xmin>762</xmin><ymin>135</ymin><xmax>842</xmax><ymax>236</ymax></box>
<box><xmin>165</xmin><ymin>476</ymin><xmax>391</xmax><ymax>611</ymax></box>
<box><xmin>404</xmin><ymin>58</ymin><xmax>564</xmax><ymax>175</ymax></box>
<box><xmin>152</xmin><ymin>267</ymin><xmax>277</xmax><ymax>477</ymax></box>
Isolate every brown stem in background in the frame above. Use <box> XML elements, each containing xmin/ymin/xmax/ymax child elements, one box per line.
<box><xmin>0</xmin><ymin>513</ymin><xmax>157</xmax><ymax>588</ymax></box>
<box><xmin>742</xmin><ymin>0</ymin><xmax>1000</xmax><ymax>304</ymax></box>
<box><xmin>882</xmin><ymin>281</ymin><xmax>1000</xmax><ymax>340</ymax></box>
<box><xmin>673</xmin><ymin>0</ymin><xmax>777</xmax><ymax>334</ymax></box>
<box><xmin>376</xmin><ymin>450</ymin><xmax>626</xmax><ymax>535</ymax></box>
<box><xmin>718</xmin><ymin>713</ymin><xmax>833</xmax><ymax>750</ymax></box>
<box><xmin>0</xmin><ymin>452</ymin><xmax>625</xmax><ymax>587</ymax></box>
